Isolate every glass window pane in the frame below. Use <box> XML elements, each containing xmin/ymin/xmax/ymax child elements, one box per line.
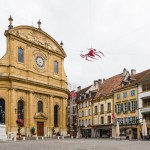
<box><xmin>18</xmin><ymin>100</ymin><xmax>24</xmax><ymax>120</ymax></box>
<box><xmin>38</xmin><ymin>101</ymin><xmax>43</xmax><ymax>112</ymax></box>
<box><xmin>18</xmin><ymin>48</ymin><xmax>24</xmax><ymax>63</ymax></box>
<box><xmin>54</xmin><ymin>61</ymin><xmax>58</xmax><ymax>74</ymax></box>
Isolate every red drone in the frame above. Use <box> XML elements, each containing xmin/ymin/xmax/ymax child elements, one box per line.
<box><xmin>80</xmin><ymin>48</ymin><xmax>104</xmax><ymax>61</ymax></box>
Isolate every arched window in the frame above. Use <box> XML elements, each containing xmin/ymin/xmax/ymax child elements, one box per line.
<box><xmin>18</xmin><ymin>48</ymin><xmax>24</xmax><ymax>63</ymax></box>
<box><xmin>38</xmin><ymin>101</ymin><xmax>43</xmax><ymax>112</ymax></box>
<box><xmin>54</xmin><ymin>105</ymin><xmax>58</xmax><ymax>127</ymax></box>
<box><xmin>17</xmin><ymin>100</ymin><xmax>24</xmax><ymax>120</ymax></box>
<box><xmin>54</xmin><ymin>61</ymin><xmax>58</xmax><ymax>74</ymax></box>
<box><xmin>0</xmin><ymin>99</ymin><xmax>5</xmax><ymax>124</ymax></box>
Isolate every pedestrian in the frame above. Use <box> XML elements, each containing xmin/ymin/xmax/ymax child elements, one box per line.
<box><xmin>140</xmin><ymin>131</ymin><xmax>143</xmax><ymax>139</ymax></box>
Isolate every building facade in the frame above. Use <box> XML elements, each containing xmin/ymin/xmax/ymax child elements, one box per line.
<box><xmin>0</xmin><ymin>18</ymin><xmax>68</xmax><ymax>138</ymax></box>
<box><xmin>114</xmin><ymin>85</ymin><xmax>139</xmax><ymax>139</ymax></box>
<box><xmin>77</xmin><ymin>84</ymin><xmax>98</xmax><ymax>137</ymax></box>
<box><xmin>114</xmin><ymin>69</ymin><xmax>150</xmax><ymax>139</ymax></box>
<box><xmin>92</xmin><ymin>69</ymin><xmax>129</xmax><ymax>138</ymax></box>
<box><xmin>67</xmin><ymin>90</ymin><xmax>77</xmax><ymax>137</ymax></box>
<box><xmin>138</xmin><ymin>70</ymin><xmax>150</xmax><ymax>138</ymax></box>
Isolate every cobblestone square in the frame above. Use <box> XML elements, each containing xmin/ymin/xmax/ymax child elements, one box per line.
<box><xmin>0</xmin><ymin>138</ymin><xmax>150</xmax><ymax>150</ymax></box>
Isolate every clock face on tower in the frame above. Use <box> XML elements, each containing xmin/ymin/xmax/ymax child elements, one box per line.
<box><xmin>35</xmin><ymin>56</ymin><xmax>45</xmax><ymax>68</ymax></box>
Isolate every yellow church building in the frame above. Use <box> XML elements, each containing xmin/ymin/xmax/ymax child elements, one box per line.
<box><xmin>0</xmin><ymin>17</ymin><xmax>68</xmax><ymax>138</ymax></box>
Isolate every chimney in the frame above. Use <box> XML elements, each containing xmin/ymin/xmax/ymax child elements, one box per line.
<box><xmin>123</xmin><ymin>68</ymin><xmax>127</xmax><ymax>76</ymax></box>
<box><xmin>77</xmin><ymin>86</ymin><xmax>81</xmax><ymax>91</ymax></box>
<box><xmin>94</xmin><ymin>80</ymin><xmax>98</xmax><ymax>88</ymax></box>
<box><xmin>98</xmin><ymin>79</ymin><xmax>102</xmax><ymax>91</ymax></box>
<box><xmin>131</xmin><ymin>69</ymin><xmax>136</xmax><ymax>75</ymax></box>
<box><xmin>103</xmin><ymin>78</ymin><xmax>105</xmax><ymax>83</ymax></box>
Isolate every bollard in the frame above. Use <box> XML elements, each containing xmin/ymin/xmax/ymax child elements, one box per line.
<box><xmin>42</xmin><ymin>137</ymin><xmax>44</xmax><ymax>140</ymax></box>
<box><xmin>36</xmin><ymin>137</ymin><xmax>38</xmax><ymax>140</ymax></box>
<box><xmin>14</xmin><ymin>137</ymin><xmax>16</xmax><ymax>142</ymax></box>
<box><xmin>71</xmin><ymin>136</ymin><xmax>74</xmax><ymax>139</ymax></box>
<box><xmin>23</xmin><ymin>137</ymin><xmax>25</xmax><ymax>141</ymax></box>
<box><xmin>57</xmin><ymin>136</ymin><xmax>60</xmax><ymax>139</ymax></box>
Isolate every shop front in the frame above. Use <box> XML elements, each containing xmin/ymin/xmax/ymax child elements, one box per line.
<box><xmin>80</xmin><ymin>127</ymin><xmax>92</xmax><ymax>138</ymax></box>
<box><xmin>94</xmin><ymin>124</ymin><xmax>113</xmax><ymax>138</ymax></box>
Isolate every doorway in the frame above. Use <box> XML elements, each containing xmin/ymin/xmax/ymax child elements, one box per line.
<box><xmin>132</xmin><ymin>128</ymin><xmax>137</xmax><ymax>139</ymax></box>
<box><xmin>37</xmin><ymin>122</ymin><xmax>44</xmax><ymax>136</ymax></box>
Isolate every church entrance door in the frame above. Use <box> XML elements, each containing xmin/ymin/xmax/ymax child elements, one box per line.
<box><xmin>37</xmin><ymin>122</ymin><xmax>44</xmax><ymax>136</ymax></box>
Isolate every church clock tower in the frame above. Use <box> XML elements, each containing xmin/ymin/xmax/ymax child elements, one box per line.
<box><xmin>0</xmin><ymin>17</ymin><xmax>68</xmax><ymax>138</ymax></box>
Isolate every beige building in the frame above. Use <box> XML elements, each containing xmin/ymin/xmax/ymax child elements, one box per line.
<box><xmin>92</xmin><ymin>70</ymin><xmax>129</xmax><ymax>138</ymax></box>
<box><xmin>114</xmin><ymin>69</ymin><xmax>149</xmax><ymax>139</ymax></box>
<box><xmin>77</xmin><ymin>83</ymin><xmax>98</xmax><ymax>137</ymax></box>
<box><xmin>0</xmin><ymin>17</ymin><xmax>68</xmax><ymax>138</ymax></box>
<box><xmin>138</xmin><ymin>71</ymin><xmax>150</xmax><ymax>138</ymax></box>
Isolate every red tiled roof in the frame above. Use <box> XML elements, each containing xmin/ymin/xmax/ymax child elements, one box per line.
<box><xmin>115</xmin><ymin>69</ymin><xmax>150</xmax><ymax>90</ymax></box>
<box><xmin>132</xmin><ymin>69</ymin><xmax>150</xmax><ymax>83</ymax></box>
<box><xmin>76</xmin><ymin>85</ymin><xmax>92</xmax><ymax>99</ymax></box>
<box><xmin>94</xmin><ymin>73</ymin><xmax>125</xmax><ymax>98</ymax></box>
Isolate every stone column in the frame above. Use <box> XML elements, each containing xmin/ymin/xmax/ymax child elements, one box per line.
<box><xmin>25</xmin><ymin>91</ymin><xmax>29</xmax><ymax>136</ymax></box>
<box><xmin>60</xmin><ymin>98</ymin><xmax>63</xmax><ymax>134</ymax></box>
<box><xmin>9</xmin><ymin>88</ymin><xmax>16</xmax><ymax>132</ymax></box>
<box><xmin>47</xmin><ymin>95</ymin><xmax>50</xmax><ymax>136</ymax></box>
<box><xmin>49</xmin><ymin>95</ymin><xmax>54</xmax><ymax>136</ymax></box>
<box><xmin>29</xmin><ymin>92</ymin><xmax>34</xmax><ymax>130</ymax></box>
<box><xmin>62</xmin><ymin>98</ymin><xmax>67</xmax><ymax>135</ymax></box>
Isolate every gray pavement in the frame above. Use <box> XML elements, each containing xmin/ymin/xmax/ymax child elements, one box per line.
<box><xmin>0</xmin><ymin>138</ymin><xmax>150</xmax><ymax>150</ymax></box>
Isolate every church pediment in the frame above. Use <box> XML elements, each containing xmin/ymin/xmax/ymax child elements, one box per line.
<box><xmin>8</xmin><ymin>26</ymin><xmax>66</xmax><ymax>57</ymax></box>
<box><xmin>34</xmin><ymin>112</ymin><xmax>48</xmax><ymax>120</ymax></box>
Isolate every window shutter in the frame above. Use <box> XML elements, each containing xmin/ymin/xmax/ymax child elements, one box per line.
<box><xmin>135</xmin><ymin>117</ymin><xmax>138</xmax><ymax>124</ymax></box>
<box><xmin>115</xmin><ymin>105</ymin><xmax>117</xmax><ymax>113</ymax></box>
<box><xmin>120</xmin><ymin>103</ymin><xmax>123</xmax><ymax>112</ymax></box>
<box><xmin>126</xmin><ymin>102</ymin><xmax>128</xmax><ymax>112</ymax></box>
<box><xmin>128</xmin><ymin>101</ymin><xmax>130</xmax><ymax>111</ymax></box>
<box><xmin>135</xmin><ymin>101</ymin><xmax>138</xmax><ymax>110</ymax></box>
<box><xmin>128</xmin><ymin>117</ymin><xmax>131</xmax><ymax>124</ymax></box>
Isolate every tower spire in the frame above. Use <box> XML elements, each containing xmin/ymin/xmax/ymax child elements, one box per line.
<box><xmin>8</xmin><ymin>16</ymin><xmax>13</xmax><ymax>30</ymax></box>
<box><xmin>37</xmin><ymin>19</ymin><xmax>41</xmax><ymax>30</ymax></box>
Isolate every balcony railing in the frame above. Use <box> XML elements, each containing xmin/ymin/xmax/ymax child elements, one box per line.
<box><xmin>140</xmin><ymin>107</ymin><xmax>150</xmax><ymax>113</ymax></box>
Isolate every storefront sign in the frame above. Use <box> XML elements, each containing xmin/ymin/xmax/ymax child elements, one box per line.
<box><xmin>140</xmin><ymin>107</ymin><xmax>150</xmax><ymax>113</ymax></box>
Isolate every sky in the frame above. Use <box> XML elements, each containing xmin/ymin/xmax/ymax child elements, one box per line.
<box><xmin>0</xmin><ymin>0</ymin><xmax>150</xmax><ymax>90</ymax></box>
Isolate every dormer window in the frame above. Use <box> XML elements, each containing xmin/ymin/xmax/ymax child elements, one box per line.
<box><xmin>86</xmin><ymin>94</ymin><xmax>89</xmax><ymax>99</ymax></box>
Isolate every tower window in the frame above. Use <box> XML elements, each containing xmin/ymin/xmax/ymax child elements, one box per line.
<box><xmin>38</xmin><ymin>101</ymin><xmax>43</xmax><ymax>112</ymax></box>
<box><xmin>54</xmin><ymin>61</ymin><xmax>58</xmax><ymax>74</ymax></box>
<box><xmin>17</xmin><ymin>100</ymin><xmax>24</xmax><ymax>120</ymax></box>
<box><xmin>18</xmin><ymin>48</ymin><xmax>24</xmax><ymax>63</ymax></box>
<box><xmin>54</xmin><ymin>105</ymin><xmax>59</xmax><ymax>127</ymax></box>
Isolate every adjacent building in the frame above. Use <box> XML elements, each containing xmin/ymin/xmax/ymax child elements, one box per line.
<box><xmin>76</xmin><ymin>84</ymin><xmax>98</xmax><ymax>137</ymax></box>
<box><xmin>114</xmin><ymin>69</ymin><xmax>150</xmax><ymax>139</ymax></box>
<box><xmin>138</xmin><ymin>69</ymin><xmax>150</xmax><ymax>138</ymax></box>
<box><xmin>67</xmin><ymin>90</ymin><xmax>77</xmax><ymax>136</ymax></box>
<box><xmin>92</xmin><ymin>69</ymin><xmax>130</xmax><ymax>138</ymax></box>
<box><xmin>76</xmin><ymin>68</ymin><xmax>150</xmax><ymax>139</ymax></box>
